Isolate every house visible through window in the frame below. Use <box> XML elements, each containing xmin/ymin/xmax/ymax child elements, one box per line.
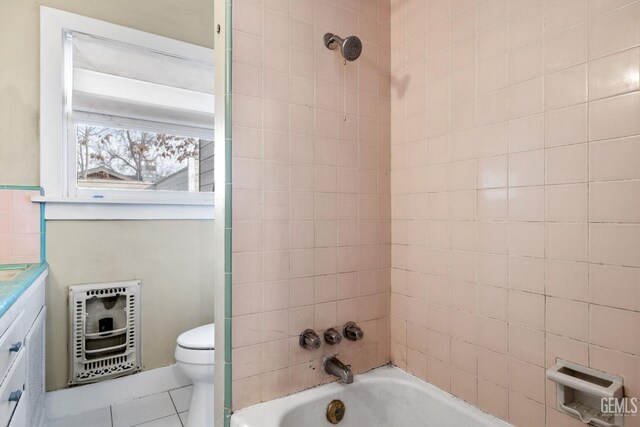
<box><xmin>76</xmin><ymin>125</ymin><xmax>214</xmax><ymax>192</ymax></box>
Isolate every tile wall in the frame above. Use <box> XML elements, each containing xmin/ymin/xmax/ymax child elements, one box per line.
<box><xmin>0</xmin><ymin>189</ymin><xmax>42</xmax><ymax>265</ymax></box>
<box><xmin>230</xmin><ymin>0</ymin><xmax>391</xmax><ymax>409</ymax></box>
<box><xmin>390</xmin><ymin>0</ymin><xmax>640</xmax><ymax>426</ymax></box>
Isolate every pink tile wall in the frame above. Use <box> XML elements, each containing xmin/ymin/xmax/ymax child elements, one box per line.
<box><xmin>390</xmin><ymin>0</ymin><xmax>640</xmax><ymax>426</ymax></box>
<box><xmin>0</xmin><ymin>189</ymin><xmax>41</xmax><ymax>265</ymax></box>
<box><xmin>231</xmin><ymin>0</ymin><xmax>391</xmax><ymax>410</ymax></box>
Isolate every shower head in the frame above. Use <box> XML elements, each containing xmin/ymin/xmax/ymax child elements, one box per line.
<box><xmin>324</xmin><ymin>33</ymin><xmax>362</xmax><ymax>61</ymax></box>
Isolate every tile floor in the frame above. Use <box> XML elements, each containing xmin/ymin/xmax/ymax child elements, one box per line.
<box><xmin>47</xmin><ymin>385</ymin><xmax>192</xmax><ymax>427</ymax></box>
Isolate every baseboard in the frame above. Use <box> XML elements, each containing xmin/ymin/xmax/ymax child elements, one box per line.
<box><xmin>45</xmin><ymin>364</ymin><xmax>192</xmax><ymax>420</ymax></box>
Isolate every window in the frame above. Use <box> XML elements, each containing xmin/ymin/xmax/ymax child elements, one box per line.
<box><xmin>39</xmin><ymin>7</ymin><xmax>215</xmax><ymax>219</ymax></box>
<box><xmin>75</xmin><ymin>125</ymin><xmax>214</xmax><ymax>193</ymax></box>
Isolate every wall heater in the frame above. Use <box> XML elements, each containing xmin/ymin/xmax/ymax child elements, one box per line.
<box><xmin>68</xmin><ymin>280</ymin><xmax>142</xmax><ymax>385</ymax></box>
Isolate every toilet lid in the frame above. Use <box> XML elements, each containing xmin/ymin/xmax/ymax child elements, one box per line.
<box><xmin>177</xmin><ymin>323</ymin><xmax>215</xmax><ymax>350</ymax></box>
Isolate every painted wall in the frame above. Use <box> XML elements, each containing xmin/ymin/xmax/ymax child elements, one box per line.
<box><xmin>230</xmin><ymin>0</ymin><xmax>392</xmax><ymax>409</ymax></box>
<box><xmin>0</xmin><ymin>0</ymin><xmax>215</xmax><ymax>391</ymax></box>
<box><xmin>390</xmin><ymin>0</ymin><xmax>640</xmax><ymax>426</ymax></box>
<box><xmin>46</xmin><ymin>221</ymin><xmax>215</xmax><ymax>390</ymax></box>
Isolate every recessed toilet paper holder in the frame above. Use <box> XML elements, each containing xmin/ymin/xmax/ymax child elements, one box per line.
<box><xmin>547</xmin><ymin>360</ymin><xmax>624</xmax><ymax>427</ymax></box>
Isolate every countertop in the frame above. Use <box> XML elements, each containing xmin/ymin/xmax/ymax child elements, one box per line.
<box><xmin>0</xmin><ymin>263</ymin><xmax>48</xmax><ymax>317</ymax></box>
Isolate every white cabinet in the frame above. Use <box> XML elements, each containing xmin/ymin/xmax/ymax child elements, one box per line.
<box><xmin>1</xmin><ymin>350</ymin><xmax>25</xmax><ymax>427</ymax></box>
<box><xmin>0</xmin><ymin>313</ymin><xmax>24</xmax><ymax>386</ymax></box>
<box><xmin>0</xmin><ymin>270</ymin><xmax>47</xmax><ymax>427</ymax></box>
<box><xmin>24</xmin><ymin>307</ymin><xmax>45</xmax><ymax>427</ymax></box>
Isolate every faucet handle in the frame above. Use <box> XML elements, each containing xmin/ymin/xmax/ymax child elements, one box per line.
<box><xmin>324</xmin><ymin>328</ymin><xmax>343</xmax><ymax>345</ymax></box>
<box><xmin>343</xmin><ymin>321</ymin><xmax>364</xmax><ymax>341</ymax></box>
<box><xmin>299</xmin><ymin>329</ymin><xmax>321</xmax><ymax>349</ymax></box>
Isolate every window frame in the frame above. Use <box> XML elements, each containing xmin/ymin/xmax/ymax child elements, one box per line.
<box><xmin>39</xmin><ymin>7</ymin><xmax>215</xmax><ymax>220</ymax></box>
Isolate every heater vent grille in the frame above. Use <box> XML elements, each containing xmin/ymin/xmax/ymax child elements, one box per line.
<box><xmin>77</xmin><ymin>361</ymin><xmax>136</xmax><ymax>380</ymax></box>
<box><xmin>69</xmin><ymin>280</ymin><xmax>142</xmax><ymax>385</ymax></box>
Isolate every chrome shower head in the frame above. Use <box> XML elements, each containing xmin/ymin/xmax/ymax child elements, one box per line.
<box><xmin>324</xmin><ymin>33</ymin><xmax>362</xmax><ymax>61</ymax></box>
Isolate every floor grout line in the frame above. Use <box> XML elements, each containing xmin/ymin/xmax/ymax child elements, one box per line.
<box><xmin>167</xmin><ymin>389</ymin><xmax>185</xmax><ymax>427</ymax></box>
<box><xmin>168</xmin><ymin>390</ymin><xmax>180</xmax><ymax>415</ymax></box>
<box><xmin>130</xmin><ymin>413</ymin><xmax>182</xmax><ymax>427</ymax></box>
<box><xmin>50</xmin><ymin>389</ymin><xmax>190</xmax><ymax>427</ymax></box>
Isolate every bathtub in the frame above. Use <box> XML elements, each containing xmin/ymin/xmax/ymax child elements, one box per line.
<box><xmin>231</xmin><ymin>365</ymin><xmax>511</xmax><ymax>427</ymax></box>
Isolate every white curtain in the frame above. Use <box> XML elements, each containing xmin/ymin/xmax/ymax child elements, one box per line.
<box><xmin>70</xmin><ymin>32</ymin><xmax>214</xmax><ymax>131</ymax></box>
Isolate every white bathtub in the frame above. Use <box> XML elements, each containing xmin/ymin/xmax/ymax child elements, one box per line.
<box><xmin>231</xmin><ymin>366</ymin><xmax>511</xmax><ymax>427</ymax></box>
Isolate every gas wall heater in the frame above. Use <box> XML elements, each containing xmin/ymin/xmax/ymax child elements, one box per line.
<box><xmin>69</xmin><ymin>280</ymin><xmax>142</xmax><ymax>385</ymax></box>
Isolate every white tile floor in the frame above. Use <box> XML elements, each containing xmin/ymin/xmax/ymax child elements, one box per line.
<box><xmin>47</xmin><ymin>385</ymin><xmax>192</xmax><ymax>427</ymax></box>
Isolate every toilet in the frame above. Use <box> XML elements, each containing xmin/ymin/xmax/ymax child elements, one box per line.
<box><xmin>175</xmin><ymin>323</ymin><xmax>215</xmax><ymax>427</ymax></box>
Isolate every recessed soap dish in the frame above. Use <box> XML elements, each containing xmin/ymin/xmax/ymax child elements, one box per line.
<box><xmin>547</xmin><ymin>360</ymin><xmax>624</xmax><ymax>427</ymax></box>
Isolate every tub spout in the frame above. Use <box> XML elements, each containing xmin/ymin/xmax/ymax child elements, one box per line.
<box><xmin>324</xmin><ymin>356</ymin><xmax>353</xmax><ymax>384</ymax></box>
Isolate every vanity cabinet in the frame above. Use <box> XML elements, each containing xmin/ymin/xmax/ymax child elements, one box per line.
<box><xmin>0</xmin><ymin>270</ymin><xmax>47</xmax><ymax>427</ymax></box>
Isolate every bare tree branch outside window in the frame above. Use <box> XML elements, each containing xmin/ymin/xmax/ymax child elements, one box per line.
<box><xmin>76</xmin><ymin>124</ymin><xmax>212</xmax><ymax>192</ymax></box>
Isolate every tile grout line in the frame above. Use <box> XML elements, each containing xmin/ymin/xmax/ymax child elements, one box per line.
<box><xmin>540</xmin><ymin>0</ymin><xmax>547</xmax><ymax>422</ymax></box>
<box><xmin>585</xmin><ymin>0</ymin><xmax>592</xmax><ymax>371</ymax></box>
<box><xmin>167</xmin><ymin>389</ymin><xmax>181</xmax><ymax>422</ymax></box>
<box><xmin>130</xmin><ymin>414</ymin><xmax>182</xmax><ymax>427</ymax></box>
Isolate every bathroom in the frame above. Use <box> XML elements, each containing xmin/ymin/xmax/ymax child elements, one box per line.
<box><xmin>0</xmin><ymin>0</ymin><xmax>639</xmax><ymax>426</ymax></box>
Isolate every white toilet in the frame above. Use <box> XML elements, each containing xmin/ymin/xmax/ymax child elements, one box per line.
<box><xmin>175</xmin><ymin>323</ymin><xmax>215</xmax><ymax>427</ymax></box>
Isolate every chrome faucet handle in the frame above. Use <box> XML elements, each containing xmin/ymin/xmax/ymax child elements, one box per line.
<box><xmin>343</xmin><ymin>321</ymin><xmax>364</xmax><ymax>341</ymax></box>
<box><xmin>299</xmin><ymin>329</ymin><xmax>321</xmax><ymax>349</ymax></box>
<box><xmin>324</xmin><ymin>328</ymin><xmax>343</xmax><ymax>345</ymax></box>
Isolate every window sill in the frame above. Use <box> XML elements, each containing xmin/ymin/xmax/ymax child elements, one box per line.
<box><xmin>32</xmin><ymin>196</ymin><xmax>214</xmax><ymax>220</ymax></box>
